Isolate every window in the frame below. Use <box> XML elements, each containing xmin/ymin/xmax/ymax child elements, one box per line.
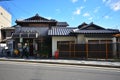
<box><xmin>1</xmin><ymin>12</ymin><xmax>3</xmax><ymax>15</ymax></box>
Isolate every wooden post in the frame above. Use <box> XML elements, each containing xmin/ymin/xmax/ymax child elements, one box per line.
<box><xmin>69</xmin><ymin>42</ymin><xmax>71</xmax><ymax>58</ymax></box>
<box><xmin>74</xmin><ymin>44</ymin><xmax>75</xmax><ymax>57</ymax></box>
<box><xmin>86</xmin><ymin>43</ymin><xmax>88</xmax><ymax>59</ymax></box>
<box><xmin>106</xmin><ymin>41</ymin><xmax>108</xmax><ymax>60</ymax></box>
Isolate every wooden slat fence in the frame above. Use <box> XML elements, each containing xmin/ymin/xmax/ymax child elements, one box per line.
<box><xmin>58</xmin><ymin>43</ymin><xmax>114</xmax><ymax>59</ymax></box>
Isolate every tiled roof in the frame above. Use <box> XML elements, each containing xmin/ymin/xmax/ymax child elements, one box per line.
<box><xmin>48</xmin><ymin>27</ymin><xmax>119</xmax><ymax>36</ymax></box>
<box><xmin>16</xmin><ymin>20</ymin><xmax>57</xmax><ymax>23</ymax></box>
<box><xmin>78</xmin><ymin>22</ymin><xmax>88</xmax><ymax>29</ymax></box>
<box><xmin>71</xmin><ymin>29</ymin><xmax>119</xmax><ymax>34</ymax></box>
<box><xmin>25</xmin><ymin>14</ymin><xmax>48</xmax><ymax>20</ymax></box>
<box><xmin>14</xmin><ymin>26</ymin><xmax>49</xmax><ymax>36</ymax></box>
<box><xmin>48</xmin><ymin>27</ymin><xmax>74</xmax><ymax>36</ymax></box>
<box><xmin>79</xmin><ymin>22</ymin><xmax>105</xmax><ymax>30</ymax></box>
<box><xmin>16</xmin><ymin>14</ymin><xmax>57</xmax><ymax>23</ymax></box>
<box><xmin>57</xmin><ymin>22</ymin><xmax>69</xmax><ymax>26</ymax></box>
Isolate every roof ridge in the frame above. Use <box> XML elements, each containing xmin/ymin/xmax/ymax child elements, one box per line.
<box><xmin>80</xmin><ymin>22</ymin><xmax>105</xmax><ymax>30</ymax></box>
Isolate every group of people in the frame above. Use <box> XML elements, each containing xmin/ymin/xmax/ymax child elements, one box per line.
<box><xmin>14</xmin><ymin>43</ymin><xmax>29</xmax><ymax>58</ymax></box>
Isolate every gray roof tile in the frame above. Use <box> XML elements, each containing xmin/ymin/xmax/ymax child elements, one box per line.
<box><xmin>57</xmin><ymin>22</ymin><xmax>69</xmax><ymax>26</ymax></box>
<box><xmin>71</xmin><ymin>29</ymin><xmax>119</xmax><ymax>34</ymax></box>
<box><xmin>48</xmin><ymin>27</ymin><xmax>74</xmax><ymax>36</ymax></box>
<box><xmin>48</xmin><ymin>27</ymin><xmax>119</xmax><ymax>36</ymax></box>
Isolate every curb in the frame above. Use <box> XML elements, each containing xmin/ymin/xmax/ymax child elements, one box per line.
<box><xmin>0</xmin><ymin>58</ymin><xmax>120</xmax><ymax>68</ymax></box>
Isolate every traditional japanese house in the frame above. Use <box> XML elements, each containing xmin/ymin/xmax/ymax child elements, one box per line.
<box><xmin>12</xmin><ymin>14</ymin><xmax>69</xmax><ymax>57</ymax></box>
<box><xmin>48</xmin><ymin>22</ymin><xmax>119</xmax><ymax>58</ymax></box>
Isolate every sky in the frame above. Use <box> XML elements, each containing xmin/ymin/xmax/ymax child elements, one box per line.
<box><xmin>0</xmin><ymin>0</ymin><xmax>120</xmax><ymax>29</ymax></box>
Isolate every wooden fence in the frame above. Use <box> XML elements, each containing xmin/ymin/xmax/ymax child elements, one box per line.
<box><xmin>57</xmin><ymin>43</ymin><xmax>120</xmax><ymax>59</ymax></box>
<box><xmin>117</xmin><ymin>43</ymin><xmax>120</xmax><ymax>58</ymax></box>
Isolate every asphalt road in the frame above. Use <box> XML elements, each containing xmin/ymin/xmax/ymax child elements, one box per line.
<box><xmin>0</xmin><ymin>61</ymin><xmax>120</xmax><ymax>80</ymax></box>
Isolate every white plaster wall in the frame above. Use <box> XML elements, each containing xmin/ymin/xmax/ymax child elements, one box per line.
<box><xmin>52</xmin><ymin>36</ymin><xmax>76</xmax><ymax>56</ymax></box>
<box><xmin>85</xmin><ymin>37</ymin><xmax>113</xmax><ymax>43</ymax></box>
<box><xmin>0</xmin><ymin>6</ymin><xmax>11</xmax><ymax>28</ymax></box>
<box><xmin>0</xmin><ymin>6</ymin><xmax>11</xmax><ymax>42</ymax></box>
<box><xmin>112</xmin><ymin>37</ymin><xmax>117</xmax><ymax>57</ymax></box>
<box><xmin>77</xmin><ymin>34</ymin><xmax>85</xmax><ymax>43</ymax></box>
<box><xmin>76</xmin><ymin>34</ymin><xmax>114</xmax><ymax>43</ymax></box>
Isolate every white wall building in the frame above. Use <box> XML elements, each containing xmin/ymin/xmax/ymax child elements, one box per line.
<box><xmin>0</xmin><ymin>6</ymin><xmax>11</xmax><ymax>42</ymax></box>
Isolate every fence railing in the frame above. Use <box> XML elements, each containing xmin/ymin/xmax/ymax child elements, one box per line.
<box><xmin>58</xmin><ymin>43</ymin><xmax>120</xmax><ymax>59</ymax></box>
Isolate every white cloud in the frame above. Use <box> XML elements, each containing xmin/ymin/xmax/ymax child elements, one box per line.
<box><xmin>82</xmin><ymin>12</ymin><xmax>93</xmax><ymax>20</ymax></box>
<box><xmin>106</xmin><ymin>0</ymin><xmax>111</xmax><ymax>4</ymax></box>
<box><xmin>56</xmin><ymin>9</ymin><xmax>61</xmax><ymax>13</ymax></box>
<box><xmin>71</xmin><ymin>0</ymin><xmax>78</xmax><ymax>3</ymax></box>
<box><xmin>104</xmin><ymin>15</ymin><xmax>110</xmax><ymax>19</ymax></box>
<box><xmin>46</xmin><ymin>17</ymin><xmax>52</xmax><ymax>20</ymax></box>
<box><xmin>73</xmin><ymin>7</ymin><xmax>84</xmax><ymax>15</ymax></box>
<box><xmin>83</xmin><ymin>0</ymin><xmax>87</xmax><ymax>2</ymax></box>
<box><xmin>73</xmin><ymin>8</ymin><xmax>80</xmax><ymax>15</ymax></box>
<box><xmin>103</xmin><ymin>0</ymin><xmax>120</xmax><ymax>11</ymax></box>
<box><xmin>94</xmin><ymin>7</ymin><xmax>100</xmax><ymax>13</ymax></box>
<box><xmin>110</xmin><ymin>1</ymin><xmax>120</xmax><ymax>11</ymax></box>
<box><xmin>83</xmin><ymin>12</ymin><xmax>90</xmax><ymax>17</ymax></box>
<box><xmin>88</xmin><ymin>17</ymin><xmax>93</xmax><ymax>20</ymax></box>
<box><xmin>103</xmin><ymin>0</ymin><xmax>111</xmax><ymax>4</ymax></box>
<box><xmin>70</xmin><ymin>16</ymin><xmax>75</xmax><ymax>20</ymax></box>
<box><xmin>103</xmin><ymin>0</ymin><xmax>106</xmax><ymax>3</ymax></box>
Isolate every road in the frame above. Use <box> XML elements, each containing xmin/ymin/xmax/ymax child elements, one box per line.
<box><xmin>0</xmin><ymin>61</ymin><xmax>120</xmax><ymax>80</ymax></box>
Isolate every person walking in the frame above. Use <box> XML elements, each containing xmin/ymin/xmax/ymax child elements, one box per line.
<box><xmin>22</xmin><ymin>43</ymin><xmax>29</xmax><ymax>58</ymax></box>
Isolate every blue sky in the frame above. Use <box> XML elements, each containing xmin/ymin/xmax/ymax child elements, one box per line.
<box><xmin>0</xmin><ymin>0</ymin><xmax>120</xmax><ymax>29</ymax></box>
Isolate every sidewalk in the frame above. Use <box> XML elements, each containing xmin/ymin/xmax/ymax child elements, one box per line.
<box><xmin>0</xmin><ymin>57</ymin><xmax>120</xmax><ymax>68</ymax></box>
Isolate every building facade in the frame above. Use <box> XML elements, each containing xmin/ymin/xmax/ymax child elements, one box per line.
<box><xmin>11</xmin><ymin>14</ymin><xmax>119</xmax><ymax>58</ymax></box>
<box><xmin>48</xmin><ymin>22</ymin><xmax>120</xmax><ymax>58</ymax></box>
<box><xmin>12</xmin><ymin>14</ymin><xmax>68</xmax><ymax>57</ymax></box>
<box><xmin>114</xmin><ymin>34</ymin><xmax>120</xmax><ymax>58</ymax></box>
<box><xmin>0</xmin><ymin>6</ymin><xmax>11</xmax><ymax>42</ymax></box>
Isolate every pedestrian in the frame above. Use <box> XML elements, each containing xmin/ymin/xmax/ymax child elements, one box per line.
<box><xmin>22</xmin><ymin>43</ymin><xmax>29</xmax><ymax>58</ymax></box>
<box><xmin>7</xmin><ymin>49</ymin><xmax>10</xmax><ymax>57</ymax></box>
<box><xmin>14</xmin><ymin>49</ymin><xmax>19</xmax><ymax>57</ymax></box>
<box><xmin>19</xmin><ymin>47</ymin><xmax>23</xmax><ymax>58</ymax></box>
